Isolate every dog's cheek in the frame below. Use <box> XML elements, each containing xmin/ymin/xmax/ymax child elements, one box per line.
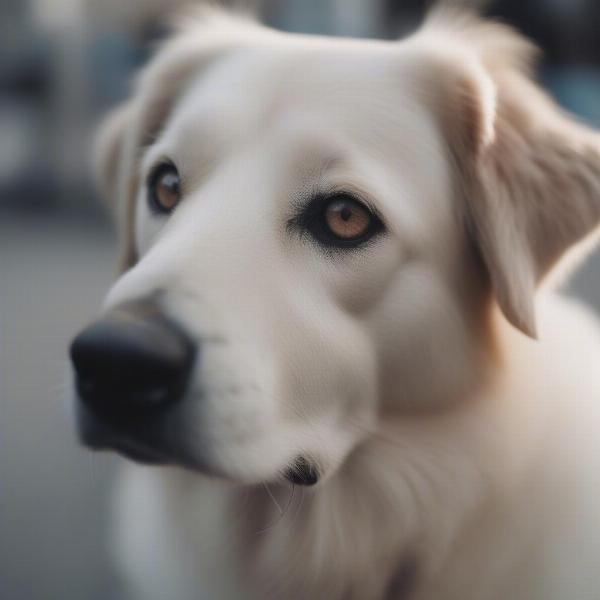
<box><xmin>327</xmin><ymin>244</ymin><xmax>399</xmax><ymax>315</ymax></box>
<box><xmin>281</xmin><ymin>318</ymin><xmax>377</xmax><ymax>460</ymax></box>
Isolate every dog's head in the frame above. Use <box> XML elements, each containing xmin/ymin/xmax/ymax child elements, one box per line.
<box><xmin>70</xmin><ymin>9</ymin><xmax>600</xmax><ymax>485</ymax></box>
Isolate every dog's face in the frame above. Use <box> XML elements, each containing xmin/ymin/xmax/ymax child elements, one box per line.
<box><xmin>71</xmin><ymin>11</ymin><xmax>600</xmax><ymax>485</ymax></box>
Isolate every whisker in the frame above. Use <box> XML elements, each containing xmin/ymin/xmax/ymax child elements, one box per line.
<box><xmin>254</xmin><ymin>483</ymin><xmax>296</xmax><ymax>534</ymax></box>
<box><xmin>263</xmin><ymin>482</ymin><xmax>284</xmax><ymax>517</ymax></box>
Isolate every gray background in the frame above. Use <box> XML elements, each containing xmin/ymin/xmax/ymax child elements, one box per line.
<box><xmin>2</xmin><ymin>0</ymin><xmax>600</xmax><ymax>599</ymax></box>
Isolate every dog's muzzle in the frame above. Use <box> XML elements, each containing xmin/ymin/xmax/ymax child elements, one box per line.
<box><xmin>70</xmin><ymin>301</ymin><xmax>197</xmax><ymax>464</ymax></box>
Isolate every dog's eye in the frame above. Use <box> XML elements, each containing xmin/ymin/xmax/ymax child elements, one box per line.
<box><xmin>299</xmin><ymin>194</ymin><xmax>384</xmax><ymax>249</ymax></box>
<box><xmin>324</xmin><ymin>197</ymin><xmax>372</xmax><ymax>240</ymax></box>
<box><xmin>147</xmin><ymin>163</ymin><xmax>181</xmax><ymax>214</ymax></box>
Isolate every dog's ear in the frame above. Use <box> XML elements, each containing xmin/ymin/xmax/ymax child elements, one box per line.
<box><xmin>423</xmin><ymin>13</ymin><xmax>600</xmax><ymax>337</ymax></box>
<box><xmin>94</xmin><ymin>102</ymin><xmax>133</xmax><ymax>207</ymax></box>
<box><xmin>93</xmin><ymin>100</ymin><xmax>139</xmax><ymax>271</ymax></box>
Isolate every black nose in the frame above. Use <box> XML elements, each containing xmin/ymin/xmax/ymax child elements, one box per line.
<box><xmin>70</xmin><ymin>302</ymin><xmax>196</xmax><ymax>419</ymax></box>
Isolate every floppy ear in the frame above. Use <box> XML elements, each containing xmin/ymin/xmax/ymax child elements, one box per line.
<box><xmin>94</xmin><ymin>102</ymin><xmax>133</xmax><ymax>205</ymax></box>
<box><xmin>425</xmin><ymin>14</ymin><xmax>600</xmax><ymax>338</ymax></box>
<box><xmin>93</xmin><ymin>101</ymin><xmax>139</xmax><ymax>271</ymax></box>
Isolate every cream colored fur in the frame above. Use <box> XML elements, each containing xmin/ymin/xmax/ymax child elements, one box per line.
<box><xmin>91</xmin><ymin>8</ymin><xmax>600</xmax><ymax>599</ymax></box>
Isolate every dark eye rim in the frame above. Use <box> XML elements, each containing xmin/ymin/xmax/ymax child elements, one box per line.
<box><xmin>146</xmin><ymin>161</ymin><xmax>181</xmax><ymax>215</ymax></box>
<box><xmin>288</xmin><ymin>192</ymin><xmax>385</xmax><ymax>250</ymax></box>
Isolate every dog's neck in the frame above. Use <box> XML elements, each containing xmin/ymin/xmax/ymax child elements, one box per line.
<box><xmin>194</xmin><ymin>397</ymin><xmax>513</xmax><ymax>599</ymax></box>
<box><xmin>191</xmin><ymin>418</ymin><xmax>481</xmax><ymax>600</ymax></box>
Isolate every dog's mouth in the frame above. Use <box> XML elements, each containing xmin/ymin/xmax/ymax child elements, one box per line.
<box><xmin>76</xmin><ymin>401</ymin><xmax>196</xmax><ymax>468</ymax></box>
<box><xmin>77</xmin><ymin>401</ymin><xmax>321</xmax><ymax>486</ymax></box>
<box><xmin>89</xmin><ymin>437</ymin><xmax>166</xmax><ymax>465</ymax></box>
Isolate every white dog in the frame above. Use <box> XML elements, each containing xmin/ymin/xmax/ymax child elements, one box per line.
<box><xmin>70</xmin><ymin>7</ymin><xmax>600</xmax><ymax>599</ymax></box>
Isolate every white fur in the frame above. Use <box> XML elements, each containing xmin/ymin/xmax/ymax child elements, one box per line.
<box><xmin>90</xmin><ymin>10</ymin><xmax>600</xmax><ymax>599</ymax></box>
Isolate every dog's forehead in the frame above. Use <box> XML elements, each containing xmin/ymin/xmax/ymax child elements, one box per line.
<box><xmin>162</xmin><ymin>39</ymin><xmax>434</xmax><ymax>161</ymax></box>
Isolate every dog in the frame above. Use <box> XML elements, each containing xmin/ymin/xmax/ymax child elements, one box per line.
<box><xmin>70</xmin><ymin>7</ymin><xmax>600</xmax><ymax>599</ymax></box>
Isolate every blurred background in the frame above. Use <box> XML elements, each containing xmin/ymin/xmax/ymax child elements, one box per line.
<box><xmin>1</xmin><ymin>1</ymin><xmax>600</xmax><ymax>598</ymax></box>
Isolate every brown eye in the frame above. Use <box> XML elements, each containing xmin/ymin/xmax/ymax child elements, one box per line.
<box><xmin>288</xmin><ymin>193</ymin><xmax>384</xmax><ymax>250</ymax></box>
<box><xmin>324</xmin><ymin>198</ymin><xmax>372</xmax><ymax>240</ymax></box>
<box><xmin>148</xmin><ymin>163</ymin><xmax>181</xmax><ymax>214</ymax></box>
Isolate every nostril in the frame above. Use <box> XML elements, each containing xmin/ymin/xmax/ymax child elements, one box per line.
<box><xmin>70</xmin><ymin>303</ymin><xmax>197</xmax><ymax>415</ymax></box>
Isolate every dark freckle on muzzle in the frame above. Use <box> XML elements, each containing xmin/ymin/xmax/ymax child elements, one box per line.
<box><xmin>285</xmin><ymin>456</ymin><xmax>319</xmax><ymax>486</ymax></box>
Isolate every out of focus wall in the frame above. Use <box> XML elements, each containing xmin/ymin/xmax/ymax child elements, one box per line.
<box><xmin>1</xmin><ymin>2</ymin><xmax>600</xmax><ymax>599</ymax></box>
<box><xmin>2</xmin><ymin>0</ymin><xmax>600</xmax><ymax>215</ymax></box>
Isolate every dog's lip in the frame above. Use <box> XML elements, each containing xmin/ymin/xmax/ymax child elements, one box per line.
<box><xmin>83</xmin><ymin>431</ymin><xmax>168</xmax><ymax>465</ymax></box>
<box><xmin>77</xmin><ymin>403</ymin><xmax>173</xmax><ymax>465</ymax></box>
<box><xmin>76</xmin><ymin>402</ymin><xmax>211</xmax><ymax>471</ymax></box>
